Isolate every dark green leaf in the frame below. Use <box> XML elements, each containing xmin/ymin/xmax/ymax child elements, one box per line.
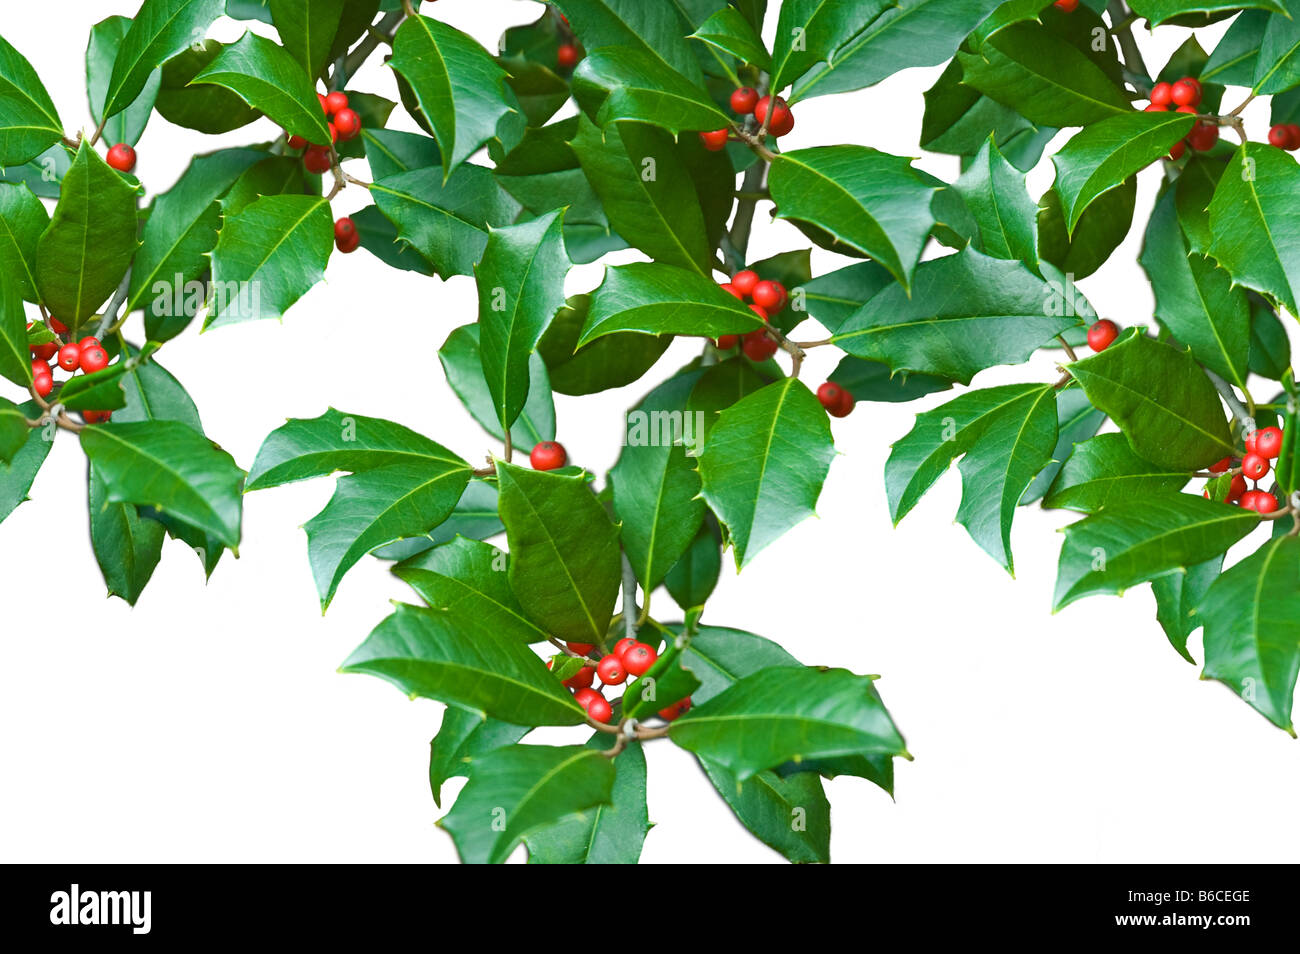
<box><xmin>269</xmin><ymin>0</ymin><xmax>346</xmax><ymax>79</ymax></box>
<box><xmin>954</xmin><ymin>137</ymin><xmax>1037</xmax><ymax>263</ymax></box>
<box><xmin>1152</xmin><ymin>556</ymin><xmax>1221</xmax><ymax>663</ymax></box>
<box><xmin>1044</xmin><ymin>433</ymin><xmax>1191</xmax><ymax>512</ymax></box>
<box><xmin>428</xmin><ymin>706</ymin><xmax>529</xmax><ymax>808</ymax></box>
<box><xmin>155</xmin><ymin>40</ymin><xmax>263</xmax><ymax>134</ymax></box>
<box><xmin>0</xmin><ymin>182</ymin><xmax>46</xmax><ymax>303</ymax></box>
<box><xmin>537</xmin><ymin>295</ymin><xmax>670</xmax><ymax>396</ymax></box>
<box><xmin>0</xmin><ymin>32</ymin><xmax>64</xmax><ymax>165</ymax></box>
<box><xmin>579</xmin><ymin>262</ymin><xmax>763</xmax><ymax>345</ymax></box>
<box><xmin>699</xmin><ymin>757</ymin><xmax>830</xmax><ymax>864</ymax></box>
<box><xmin>87</xmin><ymin>16</ymin><xmax>161</xmax><ymax>148</ymax></box>
<box><xmin>439</xmin><ymin>323</ymin><xmax>555</xmax><ymax>448</ymax></box>
<box><xmin>1037</xmin><ymin>177</ymin><xmax>1136</xmax><ymax>280</ymax></box>
<box><xmin>103</xmin><ymin>0</ymin><xmax>226</xmax><ymax>120</ymax></box>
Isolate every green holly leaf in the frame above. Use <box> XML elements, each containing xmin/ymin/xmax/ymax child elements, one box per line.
<box><xmin>1203</xmin><ymin>10</ymin><xmax>1268</xmax><ymax>85</ymax></box>
<box><xmin>503</xmin><ymin>59</ymin><xmax>570</xmax><ymax>128</ymax></box>
<box><xmin>155</xmin><ymin>40</ymin><xmax>263</xmax><ymax>134</ymax></box>
<box><xmin>0</xmin><ymin>32</ymin><xmax>64</xmax><ymax>165</ymax></box>
<box><xmin>1068</xmin><ymin>331</ymin><xmax>1234</xmax><ymax>470</ymax></box>
<box><xmin>610</xmin><ymin>373</ymin><xmax>705</xmax><ymax>591</ymax></box>
<box><xmin>87</xmin><ymin>465</ymin><xmax>166</xmax><ymax>606</ymax></box>
<box><xmin>954</xmin><ymin>137</ymin><xmax>1038</xmax><ymax>264</ymax></box>
<box><xmin>476</xmin><ymin>211</ymin><xmax>570</xmax><ymax>435</ymax></box>
<box><xmin>102</xmin><ymin>0</ymin><xmax>225</xmax><ymax>120</ymax></box>
<box><xmin>561</xmin><ymin>0</ymin><xmax>706</xmax><ymax>84</ymax></box>
<box><xmin>834</xmin><ymin>249</ymin><xmax>1080</xmax><ymax>384</ymax></box>
<box><xmin>440</xmin><ymin>743</ymin><xmax>616</xmax><ymax>864</ymax></box>
<box><xmin>1130</xmin><ymin>0</ymin><xmax>1283</xmax><ymax>27</ymax></box>
<box><xmin>219</xmin><ymin>155</ymin><xmax>312</xmax><ymax>217</ymax></box>
<box><xmin>1254</xmin><ymin>0</ymin><xmax>1300</xmax><ymax>94</ymax></box>
<box><xmin>87</xmin><ymin>16</ymin><xmax>161</xmax><ymax>149</ymax></box>
<box><xmin>1173</xmin><ymin>155</ymin><xmax>1224</xmax><ymax>257</ymax></box>
<box><xmin>958</xmin><ymin>21</ymin><xmax>1131</xmax><ymax>127</ymax></box>
<box><xmin>1020</xmin><ymin>386</ymin><xmax>1106</xmax><ymax>506</ymax></box>
<box><xmin>439</xmin><ymin>323</ymin><xmax>556</xmax><ymax>449</ymax></box>
<box><xmin>428</xmin><ymin>707</ymin><xmax>529</xmax><ymax>809</ymax></box>
<box><xmin>921</xmin><ymin>61</ymin><xmax>1056</xmax><ymax>172</ymax></box>
<box><xmin>371</xmin><ymin>166</ymin><xmax>521</xmax><ymax>279</ymax></box>
<box><xmin>394</xmin><ymin>538</ymin><xmax>550</xmax><ymax>645</ymax></box>
<box><xmin>796</xmin><ymin>261</ymin><xmax>895</xmax><ymax>334</ymax></box>
<box><xmin>828</xmin><ymin>356</ymin><xmax>952</xmax><ymax>405</ymax></box>
<box><xmin>687</xmin><ymin>359</ymin><xmax>773</xmax><ymax>431</ymax></box>
<box><xmin>0</xmin><ymin>274</ymin><xmax>31</xmax><ymax>389</ymax></box>
<box><xmin>536</xmin><ymin>295</ymin><xmax>670</xmax><ymax>396</ymax></box>
<box><xmin>578</xmin><ymin>262</ymin><xmax>763</xmax><ymax>346</ymax></box>
<box><xmin>35</xmin><ymin>142</ymin><xmax>138</xmax><ymax>329</ymax></box>
<box><xmin>1054</xmin><ymin>494</ymin><xmax>1258</xmax><ymax>610</ymax></box>
<box><xmin>389</xmin><ymin>15</ymin><xmax>517</xmax><ymax>179</ymax></box>
<box><xmin>80</xmin><ymin>420</ymin><xmax>243</xmax><ymax>548</ymax></box>
<box><xmin>768</xmin><ymin>146</ymin><xmax>938</xmax><ymax>290</ymax></box>
<box><xmin>1152</xmin><ymin>556</ymin><xmax>1222</xmax><ymax>663</ymax></box>
<box><xmin>497</xmin><ymin>462</ymin><xmax>622</xmax><ymax>646</ymax></box>
<box><xmin>789</xmin><ymin>0</ymin><xmax>1004</xmax><ymax>101</ymax></box>
<box><xmin>690</xmin><ymin>6</ymin><xmax>771</xmax><ymax>72</ymax></box>
<box><xmin>1037</xmin><ymin>177</ymin><xmax>1137</xmax><ymax>281</ymax></box>
<box><xmin>768</xmin><ymin>1</ymin><xmax>886</xmax><ymax>93</ymax></box>
<box><xmin>577</xmin><ymin>47</ymin><xmax>732</xmax><ymax>132</ymax></box>
<box><xmin>0</xmin><ymin>400</ymin><xmax>51</xmax><ymax>525</ymax></box>
<box><xmin>1207</xmin><ymin>143</ymin><xmax>1300</xmax><ymax>315</ymax></box>
<box><xmin>698</xmin><ymin>378</ymin><xmax>835</xmax><ymax>569</ymax></box>
<box><xmin>269</xmin><ymin>0</ymin><xmax>345</xmax><ymax>80</ymax></box>
<box><xmin>206</xmin><ymin>194</ymin><xmax>332</xmax><ymax>328</ymax></box>
<box><xmin>698</xmin><ymin>757</ymin><xmax>831</xmax><ymax>864</ymax></box>
<box><xmin>0</xmin><ymin>397</ymin><xmax>29</xmax><ymax>465</ymax></box>
<box><xmin>372</xmin><ymin>480</ymin><xmax>504</xmax><ymax>562</ymax></box>
<box><xmin>1199</xmin><ymin>535</ymin><xmax>1300</xmax><ymax>730</ymax></box>
<box><xmin>247</xmin><ymin>407</ymin><xmax>465</xmax><ymax>491</ymax></box>
<box><xmin>1249</xmin><ymin>298</ymin><xmax>1291</xmax><ymax>381</ymax></box>
<box><xmin>56</xmin><ymin>363</ymin><xmax>129</xmax><ymax>413</ymax></box>
<box><xmin>1043</xmin><ymin>433</ymin><xmax>1191</xmax><ymax>513</ymax></box>
<box><xmin>341</xmin><ymin>603</ymin><xmax>588</xmax><ymax>725</ymax></box>
<box><xmin>349</xmin><ymin>204</ymin><xmax>434</xmax><ymax>276</ymax></box>
<box><xmin>670</xmin><ymin>666</ymin><xmax>907</xmax><ymax>780</ymax></box>
<box><xmin>190</xmin><ymin>31</ymin><xmax>332</xmax><ymax>145</ymax></box>
<box><xmin>127</xmin><ymin>148</ymin><xmax>266</xmax><ymax>326</ymax></box>
<box><xmin>363</xmin><ymin>128</ymin><xmax>441</xmax><ymax>181</ymax></box>
<box><xmin>1141</xmin><ymin>186</ymin><xmax>1249</xmax><ymax>388</ymax></box>
<box><xmin>1053</xmin><ymin>112</ymin><xmax>1193</xmax><ymax>236</ymax></box>
<box><xmin>0</xmin><ymin>183</ymin><xmax>46</xmax><ymax>304</ymax></box>
<box><xmin>664</xmin><ymin>516</ymin><xmax>722</xmax><ymax>611</ymax></box>
<box><xmin>887</xmin><ymin>383</ymin><xmax>1058</xmax><ymax>572</ymax></box>
<box><xmin>524</xmin><ymin>734</ymin><xmax>649</xmax><ymax>864</ymax></box>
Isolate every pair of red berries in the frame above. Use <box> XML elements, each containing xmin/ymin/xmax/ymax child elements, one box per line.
<box><xmin>1267</xmin><ymin>124</ymin><xmax>1300</xmax><ymax>151</ymax></box>
<box><xmin>530</xmin><ymin>440</ymin><xmax>567</xmax><ymax>471</ymax></box>
<box><xmin>700</xmin><ymin>89</ymin><xmax>796</xmax><ymax>151</ymax></box>
<box><xmin>333</xmin><ymin>217</ymin><xmax>359</xmax><ymax>254</ymax></box>
<box><xmin>1144</xmin><ymin>77</ymin><xmax>1215</xmax><ymax>157</ymax></box>
<box><xmin>715</xmin><ymin>270</ymin><xmax>787</xmax><ymax>361</ymax></box>
<box><xmin>106</xmin><ymin>143</ymin><xmax>137</xmax><ymax>173</ymax></box>
<box><xmin>816</xmin><ymin>381</ymin><xmax>856</xmax><ymax>418</ymax></box>
<box><xmin>294</xmin><ymin>91</ymin><xmax>361</xmax><ymax>173</ymax></box>
<box><xmin>1086</xmin><ymin>319</ymin><xmax>1120</xmax><ymax>352</ymax></box>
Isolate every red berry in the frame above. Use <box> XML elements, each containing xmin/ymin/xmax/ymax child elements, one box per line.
<box><xmin>715</xmin><ymin>334</ymin><xmax>739</xmax><ymax>350</ymax></box>
<box><xmin>1187</xmin><ymin>122</ymin><xmax>1218</xmax><ymax>152</ymax></box>
<box><xmin>754</xmin><ymin>95</ymin><xmax>794</xmax><ymax>136</ymax></box>
<box><xmin>658</xmin><ymin>697</ymin><xmax>692</xmax><ymax>721</ymax></box>
<box><xmin>56</xmin><ymin>343</ymin><xmax>81</xmax><ymax>372</ymax></box>
<box><xmin>719</xmin><ymin>282</ymin><xmax>744</xmax><ymax>300</ymax></box>
<box><xmin>573</xmin><ymin>687</ymin><xmax>601</xmax><ymax>708</ymax></box>
<box><xmin>731</xmin><ymin>270</ymin><xmax>760</xmax><ymax>296</ymax></box>
<box><xmin>530</xmin><ymin>440</ymin><xmax>567</xmax><ymax>471</ymax></box>
<box><xmin>1248</xmin><ymin>491</ymin><xmax>1279</xmax><ymax>514</ymax></box>
<box><xmin>817</xmin><ymin>382</ymin><xmax>845</xmax><ymax>413</ymax></box>
<box><xmin>81</xmin><ymin>410</ymin><xmax>112</xmax><ymax>424</ymax></box>
<box><xmin>31</xmin><ymin>341</ymin><xmax>57</xmax><ymax>361</ymax></box>
<box><xmin>557</xmin><ymin>43</ymin><xmax>580</xmax><ymax>70</ymax></box>
<box><xmin>334</xmin><ymin>108</ymin><xmax>361</xmax><ymax>141</ymax></box>
<box><xmin>1053</xmin><ymin>0</ymin><xmax>1079</xmax><ymax>9</ymax></box>
<box><xmin>612</xmin><ymin>637</ymin><xmax>638</xmax><ymax>659</ymax></box>
<box><xmin>79</xmin><ymin>346</ymin><xmax>109</xmax><ymax>374</ymax></box>
<box><xmin>831</xmin><ymin>388</ymin><xmax>855</xmax><ymax>418</ymax></box>
<box><xmin>1228</xmin><ymin>474</ymin><xmax>1248</xmax><ymax>502</ymax></box>
<box><xmin>317</xmin><ymin>92</ymin><xmax>330</xmax><ymax>113</ymax></box>
<box><xmin>699</xmin><ymin>128</ymin><xmax>729</xmax><ymax>151</ymax></box>
<box><xmin>334</xmin><ymin>217</ymin><xmax>356</xmax><ymax>242</ymax></box>
<box><xmin>1174</xmin><ymin>104</ymin><xmax>1197</xmax><ymax>116</ymax></box>
<box><xmin>564</xmin><ymin>666</ymin><xmax>596</xmax><ymax>690</ymax></box>
<box><xmin>752</xmin><ymin>280</ymin><xmax>786</xmax><ymax>312</ymax></box>
<box><xmin>33</xmin><ymin>373</ymin><xmax>53</xmax><ymax>397</ymax></box>
<box><xmin>742</xmin><ymin>329</ymin><xmax>778</xmax><ymax>361</ymax></box>
<box><xmin>1143</xmin><ymin>103</ymin><xmax>1167</xmax><ymax>113</ymax></box>
<box><xmin>1242</xmin><ymin>452</ymin><xmax>1270</xmax><ymax>481</ymax></box>
<box><xmin>48</xmin><ymin>316</ymin><xmax>68</xmax><ymax>334</ymax></box>
<box><xmin>622</xmin><ymin>643</ymin><xmax>657</xmax><ymax>677</ymax></box>
<box><xmin>1255</xmin><ymin>426</ymin><xmax>1284</xmax><ymax>459</ymax></box>
<box><xmin>303</xmin><ymin>145</ymin><xmax>333</xmax><ymax>174</ymax></box>
<box><xmin>1170</xmin><ymin>78</ymin><xmax>1200</xmax><ymax>107</ymax></box>
<box><xmin>586</xmin><ymin>695</ymin><xmax>612</xmax><ymax>724</ymax></box>
<box><xmin>106</xmin><ymin>143</ymin><xmax>136</xmax><ymax>172</ymax></box>
<box><xmin>327</xmin><ymin>122</ymin><xmax>339</xmax><ymax>144</ymax></box>
<box><xmin>1168</xmin><ymin>140</ymin><xmax>1186</xmax><ymax>161</ymax></box>
<box><xmin>749</xmin><ymin>303</ymin><xmax>769</xmax><ymax>322</ymax></box>
<box><xmin>567</xmin><ymin>642</ymin><xmax>595</xmax><ymax>656</ymax></box>
<box><xmin>596</xmin><ymin>653</ymin><xmax>627</xmax><ymax>686</ymax></box>
<box><xmin>32</xmin><ymin>358</ymin><xmax>51</xmax><ymax>378</ymax></box>
<box><xmin>1269</xmin><ymin>124</ymin><xmax>1290</xmax><ymax>148</ymax></box>
<box><xmin>1150</xmin><ymin>82</ymin><xmax>1173</xmax><ymax>107</ymax></box>
<box><xmin>287</xmin><ymin>133</ymin><xmax>307</xmax><ymax>150</ymax></box>
<box><xmin>1286</xmin><ymin>124</ymin><xmax>1300</xmax><ymax>150</ymax></box>
<box><xmin>1208</xmin><ymin>456</ymin><xmax>1233</xmax><ymax>474</ymax></box>
<box><xmin>324</xmin><ymin>91</ymin><xmax>349</xmax><ymax>115</ymax></box>
<box><xmin>78</xmin><ymin>335</ymin><xmax>100</xmax><ymax>349</ymax></box>
<box><xmin>730</xmin><ymin>86</ymin><xmax>759</xmax><ymax>114</ymax></box>
<box><xmin>1087</xmin><ymin>319</ymin><xmax>1119</xmax><ymax>352</ymax></box>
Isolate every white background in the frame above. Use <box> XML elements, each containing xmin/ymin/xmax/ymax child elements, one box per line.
<box><xmin>1</xmin><ymin>2</ymin><xmax>1297</xmax><ymax>864</ymax></box>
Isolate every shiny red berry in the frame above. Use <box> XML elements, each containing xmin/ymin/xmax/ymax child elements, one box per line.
<box><xmin>48</xmin><ymin>316</ymin><xmax>68</xmax><ymax>334</ymax></box>
<box><xmin>622</xmin><ymin>643</ymin><xmax>657</xmax><ymax>677</ymax></box>
<box><xmin>287</xmin><ymin>133</ymin><xmax>306</xmax><ymax>150</ymax></box>
<box><xmin>1208</xmin><ymin>456</ymin><xmax>1233</xmax><ymax>474</ymax></box>
<box><xmin>557</xmin><ymin>43</ymin><xmax>580</xmax><ymax>70</ymax></box>
<box><xmin>1248</xmin><ymin>491</ymin><xmax>1279</xmax><ymax>514</ymax></box>
<box><xmin>817</xmin><ymin>382</ymin><xmax>845</xmax><ymax>413</ymax></box>
<box><xmin>730</xmin><ymin>87</ymin><xmax>759</xmax><ymax>114</ymax></box>
<box><xmin>1149</xmin><ymin>82</ymin><xmax>1173</xmax><ymax>107</ymax></box>
<box><xmin>334</xmin><ymin>108</ymin><xmax>361</xmax><ymax>140</ymax></box>
<box><xmin>1187</xmin><ymin>122</ymin><xmax>1218</xmax><ymax>152</ymax></box>
<box><xmin>754</xmin><ymin>95</ymin><xmax>794</xmax><ymax>136</ymax></box>
<box><xmin>567</xmin><ymin>642</ymin><xmax>595</xmax><ymax>656</ymax></box>
<box><xmin>33</xmin><ymin>373</ymin><xmax>53</xmax><ymax>397</ymax></box>
<box><xmin>79</xmin><ymin>346</ymin><xmax>109</xmax><ymax>374</ymax></box>
<box><xmin>731</xmin><ymin>270</ymin><xmax>760</xmax><ymax>296</ymax></box>
<box><xmin>658</xmin><ymin>697</ymin><xmax>692</xmax><ymax>721</ymax></box>
<box><xmin>324</xmin><ymin>91</ymin><xmax>349</xmax><ymax>115</ymax></box>
<box><xmin>1228</xmin><ymin>474</ymin><xmax>1248</xmax><ymax>502</ymax></box>
<box><xmin>32</xmin><ymin>358</ymin><xmax>51</xmax><ymax>378</ymax></box>
<box><xmin>1170</xmin><ymin>78</ymin><xmax>1200</xmax><ymax>107</ymax></box>
<box><xmin>719</xmin><ymin>282</ymin><xmax>744</xmax><ymax>300</ymax></box>
<box><xmin>1053</xmin><ymin>0</ymin><xmax>1079</xmax><ymax>9</ymax></box>
<box><xmin>530</xmin><ymin>440</ymin><xmax>567</xmax><ymax>470</ymax></box>
<box><xmin>716</xmin><ymin>334</ymin><xmax>739</xmax><ymax>350</ymax></box>
<box><xmin>752</xmin><ymin>280</ymin><xmax>786</xmax><ymax>312</ymax></box>
<box><xmin>574</xmin><ymin>687</ymin><xmax>601</xmax><ymax>707</ymax></box>
<box><xmin>612</xmin><ymin>637</ymin><xmax>638</xmax><ymax>659</ymax></box>
<box><xmin>81</xmin><ymin>410</ymin><xmax>112</xmax><ymax>424</ymax></box>
<box><xmin>586</xmin><ymin>695</ymin><xmax>612</xmax><ymax>723</ymax></box>
<box><xmin>106</xmin><ymin>143</ymin><xmax>136</xmax><ymax>172</ymax></box>
<box><xmin>564</xmin><ymin>666</ymin><xmax>595</xmax><ymax>690</ymax></box>
<box><xmin>1242</xmin><ymin>452</ymin><xmax>1270</xmax><ymax>481</ymax></box>
<box><xmin>699</xmin><ymin>128</ymin><xmax>729</xmax><ymax>151</ymax></box>
<box><xmin>1269</xmin><ymin>124</ymin><xmax>1291</xmax><ymax>148</ymax></box>
<box><xmin>742</xmin><ymin>329</ymin><xmax>778</xmax><ymax>361</ymax></box>
<box><xmin>596</xmin><ymin>653</ymin><xmax>627</xmax><ymax>686</ymax></box>
<box><xmin>1255</xmin><ymin>426</ymin><xmax>1284</xmax><ymax>459</ymax></box>
<box><xmin>56</xmin><ymin>343</ymin><xmax>81</xmax><ymax>372</ymax></box>
<box><xmin>1168</xmin><ymin>140</ymin><xmax>1186</xmax><ymax>161</ymax></box>
<box><xmin>1087</xmin><ymin>319</ymin><xmax>1119</xmax><ymax>352</ymax></box>
<box><xmin>303</xmin><ymin>145</ymin><xmax>332</xmax><ymax>174</ymax></box>
<box><xmin>317</xmin><ymin>92</ymin><xmax>330</xmax><ymax>113</ymax></box>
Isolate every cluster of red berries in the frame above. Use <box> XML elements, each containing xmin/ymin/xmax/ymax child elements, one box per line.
<box><xmin>1207</xmin><ymin>426</ymin><xmax>1285</xmax><ymax>513</ymax></box>
<box><xmin>529</xmin><ymin>440</ymin><xmax>567</xmax><ymax>471</ymax></box>
<box><xmin>1267</xmin><ymin>123</ymin><xmax>1300</xmax><ymax>151</ymax></box>
<box><xmin>1087</xmin><ymin>319</ymin><xmax>1120</xmax><ymax>352</ymax></box>
<box><xmin>291</xmin><ymin>91</ymin><xmax>361</xmax><ymax>175</ymax></box>
<box><xmin>700</xmin><ymin>88</ymin><xmax>795</xmax><ymax>151</ymax></box>
<box><xmin>1144</xmin><ymin>77</ymin><xmax>1216</xmax><ymax>157</ymax></box>
<box><xmin>27</xmin><ymin>317</ymin><xmax>113</xmax><ymax>422</ymax></box>
<box><xmin>550</xmin><ymin>637</ymin><xmax>690</xmax><ymax>724</ymax></box>
<box><xmin>106</xmin><ymin>143</ymin><xmax>137</xmax><ymax>173</ymax></box>
<box><xmin>715</xmin><ymin>269</ymin><xmax>787</xmax><ymax>360</ymax></box>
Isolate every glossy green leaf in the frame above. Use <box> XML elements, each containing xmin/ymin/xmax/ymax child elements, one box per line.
<box><xmin>954</xmin><ymin>137</ymin><xmax>1037</xmax><ymax>264</ymax></box>
<box><xmin>87</xmin><ymin>465</ymin><xmax>166</xmax><ymax>606</ymax></box>
<box><xmin>87</xmin><ymin>16</ymin><xmax>161</xmax><ymax>149</ymax></box>
<box><xmin>269</xmin><ymin>0</ymin><xmax>345</xmax><ymax>79</ymax></box>
<box><xmin>699</xmin><ymin>757</ymin><xmax>830</xmax><ymax>864</ymax></box>
<box><xmin>886</xmin><ymin>383</ymin><xmax>1057</xmax><ymax>572</ymax></box>
<box><xmin>0</xmin><ymin>273</ymin><xmax>30</xmax><ymax>388</ymax></box>
<box><xmin>1130</xmin><ymin>0</ymin><xmax>1283</xmax><ymax>26</ymax></box>
<box><xmin>0</xmin><ymin>182</ymin><xmax>46</xmax><ymax>303</ymax></box>
<box><xmin>341</xmin><ymin>603</ymin><xmax>587</xmax><ymax>725</ymax></box>
<box><xmin>768</xmin><ymin>0</ymin><xmax>887</xmax><ymax>93</ymax></box>
<box><xmin>206</xmin><ymin>194</ymin><xmax>332</xmax><ymax>328</ymax></box>
<box><xmin>1199</xmin><ymin>536</ymin><xmax>1300</xmax><ymax>730</ymax></box>
<box><xmin>579</xmin><ymin>262</ymin><xmax>763</xmax><ymax>346</ymax></box>
<box><xmin>768</xmin><ymin>146</ymin><xmax>938</xmax><ymax>290</ymax></box>
<box><xmin>1248</xmin><ymin>298</ymin><xmax>1291</xmax><ymax>381</ymax></box>
<box><xmin>0</xmin><ymin>400</ymin><xmax>51</xmax><ymax>524</ymax></box>
<box><xmin>0</xmin><ymin>397</ymin><xmax>28</xmax><ymax>465</ymax></box>
<box><xmin>1203</xmin><ymin>10</ymin><xmax>1268</xmax><ymax>85</ymax></box>
<box><xmin>1021</xmin><ymin>387</ymin><xmax>1105</xmax><ymax>506</ymax></box>
<box><xmin>440</xmin><ymin>743</ymin><xmax>616</xmax><ymax>864</ymax></box>
<box><xmin>1043</xmin><ymin>433</ymin><xmax>1191</xmax><ymax>513</ymax></box>
<box><xmin>1173</xmin><ymin>155</ymin><xmax>1224</xmax><ymax>257</ymax></box>
<box><xmin>80</xmin><ymin>420</ymin><xmax>243</xmax><ymax>548</ymax></box>
<box><xmin>536</xmin><ymin>295</ymin><xmax>670</xmax><ymax>396</ymax></box>
<box><xmin>373</xmin><ymin>480</ymin><xmax>504</xmax><ymax>562</ymax></box>
<box><xmin>561</xmin><ymin>0</ymin><xmax>704</xmax><ymax>83</ymax></box>
<box><xmin>664</xmin><ymin>516</ymin><xmax>722</xmax><ymax>611</ymax></box>
<box><xmin>428</xmin><ymin>707</ymin><xmax>529</xmax><ymax>808</ymax></box>
<box><xmin>497</xmin><ymin>462</ymin><xmax>622</xmax><ymax>646</ymax></box>
<box><xmin>155</xmin><ymin>40</ymin><xmax>263</xmax><ymax>134</ymax></box>
<box><xmin>1152</xmin><ymin>556</ymin><xmax>1221</xmax><ymax>663</ymax></box>
<box><xmin>56</xmin><ymin>363</ymin><xmax>129</xmax><ymax>413</ymax></box>
<box><xmin>0</xmin><ymin>32</ymin><xmax>64</xmax><ymax>165</ymax></box>
<box><xmin>363</xmin><ymin>127</ymin><xmax>441</xmax><ymax>181</ymax></box>
<box><xmin>1054</xmin><ymin>494</ymin><xmax>1258</xmax><ymax>610</ymax></box>
<box><xmin>921</xmin><ymin>60</ymin><xmax>1056</xmax><ymax>172</ymax></box>
<box><xmin>577</xmin><ymin>47</ymin><xmax>732</xmax><ymax>132</ymax></box>
<box><xmin>439</xmin><ymin>323</ymin><xmax>555</xmax><ymax>449</ymax></box>
<box><xmin>828</xmin><ymin>356</ymin><xmax>951</xmax><ymax>405</ymax></box>
<box><xmin>698</xmin><ymin>378</ymin><xmax>834</xmax><ymax>568</ymax></box>
<box><xmin>102</xmin><ymin>0</ymin><xmax>225</xmax><ymax>120</ymax></box>
<box><xmin>1068</xmin><ymin>331</ymin><xmax>1234</xmax><ymax>470</ymax></box>
<box><xmin>1253</xmin><ymin>0</ymin><xmax>1300</xmax><ymax>94</ymax></box>
<box><xmin>35</xmin><ymin>142</ymin><xmax>138</xmax><ymax>328</ymax></box>
<box><xmin>796</xmin><ymin>261</ymin><xmax>895</xmax><ymax>334</ymax></box>
<box><xmin>690</xmin><ymin>6</ymin><xmax>770</xmax><ymax>71</ymax></box>
<box><xmin>1037</xmin><ymin>177</ymin><xmax>1137</xmax><ymax>281</ymax></box>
